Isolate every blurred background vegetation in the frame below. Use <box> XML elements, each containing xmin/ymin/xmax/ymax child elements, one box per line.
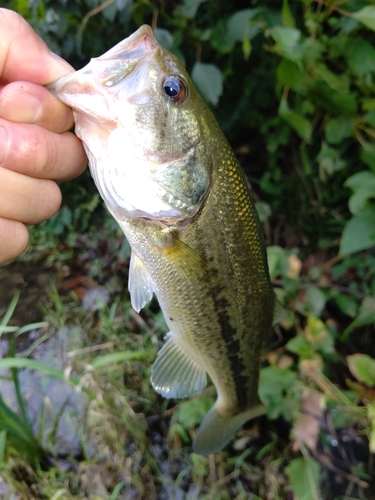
<box><xmin>1</xmin><ymin>0</ymin><xmax>375</xmax><ymax>498</ymax></box>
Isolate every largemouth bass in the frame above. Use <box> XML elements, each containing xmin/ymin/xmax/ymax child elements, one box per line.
<box><xmin>48</xmin><ymin>26</ymin><xmax>275</xmax><ymax>455</ymax></box>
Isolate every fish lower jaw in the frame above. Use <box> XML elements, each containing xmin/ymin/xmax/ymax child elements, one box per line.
<box><xmin>108</xmin><ymin>203</ymin><xmax>185</xmax><ymax>223</ymax></box>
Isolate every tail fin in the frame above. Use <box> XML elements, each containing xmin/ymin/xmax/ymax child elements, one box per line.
<box><xmin>193</xmin><ymin>404</ymin><xmax>265</xmax><ymax>456</ymax></box>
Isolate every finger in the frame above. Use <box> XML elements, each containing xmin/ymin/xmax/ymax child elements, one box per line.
<box><xmin>0</xmin><ymin>81</ymin><xmax>74</xmax><ymax>133</ymax></box>
<box><xmin>0</xmin><ymin>218</ymin><xmax>29</xmax><ymax>265</ymax></box>
<box><xmin>0</xmin><ymin>167</ymin><xmax>62</xmax><ymax>225</ymax></box>
<box><xmin>0</xmin><ymin>118</ymin><xmax>87</xmax><ymax>180</ymax></box>
<box><xmin>0</xmin><ymin>9</ymin><xmax>73</xmax><ymax>86</ymax></box>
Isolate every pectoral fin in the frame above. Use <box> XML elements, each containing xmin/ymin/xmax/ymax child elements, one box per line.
<box><xmin>158</xmin><ymin>234</ymin><xmax>207</xmax><ymax>285</ymax></box>
<box><xmin>151</xmin><ymin>333</ymin><xmax>207</xmax><ymax>399</ymax></box>
<box><xmin>128</xmin><ymin>252</ymin><xmax>154</xmax><ymax>313</ymax></box>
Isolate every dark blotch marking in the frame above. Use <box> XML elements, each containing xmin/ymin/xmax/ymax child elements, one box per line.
<box><xmin>189</xmin><ymin>225</ymin><xmax>249</xmax><ymax>406</ymax></box>
<box><xmin>209</xmin><ymin>281</ymin><xmax>248</xmax><ymax>408</ymax></box>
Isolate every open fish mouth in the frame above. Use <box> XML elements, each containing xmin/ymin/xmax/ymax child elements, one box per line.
<box><xmin>99</xmin><ymin>25</ymin><xmax>158</xmax><ymax>87</ymax></box>
<box><xmin>46</xmin><ymin>25</ymin><xmax>159</xmax><ymax>111</ymax></box>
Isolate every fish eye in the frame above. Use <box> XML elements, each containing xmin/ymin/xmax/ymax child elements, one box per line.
<box><xmin>162</xmin><ymin>76</ymin><xmax>187</xmax><ymax>104</ymax></box>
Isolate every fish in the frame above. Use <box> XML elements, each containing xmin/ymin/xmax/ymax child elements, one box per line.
<box><xmin>47</xmin><ymin>25</ymin><xmax>275</xmax><ymax>455</ymax></box>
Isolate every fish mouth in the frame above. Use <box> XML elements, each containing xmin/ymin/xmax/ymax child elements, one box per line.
<box><xmin>47</xmin><ymin>25</ymin><xmax>159</xmax><ymax>101</ymax></box>
<box><xmin>93</xmin><ymin>25</ymin><xmax>158</xmax><ymax>88</ymax></box>
<box><xmin>99</xmin><ymin>25</ymin><xmax>158</xmax><ymax>67</ymax></box>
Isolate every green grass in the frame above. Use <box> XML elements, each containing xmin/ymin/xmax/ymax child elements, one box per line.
<box><xmin>1</xmin><ymin>221</ymin><xmax>375</xmax><ymax>498</ymax></box>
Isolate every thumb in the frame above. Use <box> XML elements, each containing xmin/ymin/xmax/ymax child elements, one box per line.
<box><xmin>0</xmin><ymin>9</ymin><xmax>73</xmax><ymax>86</ymax></box>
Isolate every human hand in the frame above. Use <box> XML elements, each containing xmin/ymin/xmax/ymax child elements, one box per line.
<box><xmin>0</xmin><ymin>9</ymin><xmax>87</xmax><ymax>264</ymax></box>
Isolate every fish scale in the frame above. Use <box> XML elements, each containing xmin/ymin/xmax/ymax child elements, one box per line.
<box><xmin>47</xmin><ymin>25</ymin><xmax>275</xmax><ymax>455</ymax></box>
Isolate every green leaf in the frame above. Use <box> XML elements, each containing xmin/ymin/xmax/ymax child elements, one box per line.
<box><xmin>153</xmin><ymin>28</ymin><xmax>174</xmax><ymax>50</ymax></box>
<box><xmin>282</xmin><ymin>0</ymin><xmax>296</xmax><ymax>28</ymax></box>
<box><xmin>364</xmin><ymin>111</ymin><xmax>375</xmax><ymax>129</ymax></box>
<box><xmin>361</xmin><ymin>142</ymin><xmax>375</xmax><ymax>172</ymax></box>
<box><xmin>0</xmin><ymin>430</ymin><xmax>6</xmax><ymax>465</ymax></box>
<box><xmin>325</xmin><ymin>118</ymin><xmax>352</xmax><ymax>145</ymax></box>
<box><xmin>305</xmin><ymin>289</ymin><xmax>327</xmax><ymax>318</ymax></box>
<box><xmin>353</xmin><ymin>6</ymin><xmax>375</xmax><ymax>32</ymax></box>
<box><xmin>242</xmin><ymin>37</ymin><xmax>252</xmax><ymax>60</ymax></box>
<box><xmin>286</xmin><ymin>334</ymin><xmax>313</xmax><ymax>359</ymax></box>
<box><xmin>226</xmin><ymin>9</ymin><xmax>261</xmax><ymax>47</ymax></box>
<box><xmin>13</xmin><ymin>0</ymin><xmax>29</xmax><ymax>16</ymax></box>
<box><xmin>328</xmin><ymin>33</ymin><xmax>348</xmax><ymax>58</ymax></box>
<box><xmin>209</xmin><ymin>23</ymin><xmax>233</xmax><ymax>53</ymax></box>
<box><xmin>305</xmin><ymin>316</ymin><xmax>335</xmax><ymax>354</ymax></box>
<box><xmin>342</xmin><ymin>296</ymin><xmax>375</xmax><ymax>341</ymax></box>
<box><xmin>175</xmin><ymin>0</ymin><xmax>207</xmax><ymax>19</ymax></box>
<box><xmin>346</xmin><ymin>37</ymin><xmax>375</xmax><ymax>78</ymax></box>
<box><xmin>317</xmin><ymin>142</ymin><xmax>346</xmax><ymax>180</ymax></box>
<box><xmin>173</xmin><ymin>396</ymin><xmax>213</xmax><ymax>428</ymax></box>
<box><xmin>270</xmin><ymin>26</ymin><xmax>301</xmax><ymax>61</ymax></box>
<box><xmin>255</xmin><ymin>201</ymin><xmax>271</xmax><ymax>223</ymax></box>
<box><xmin>279</xmin><ymin>99</ymin><xmax>312</xmax><ymax>142</ymax></box>
<box><xmin>347</xmin><ymin>354</ymin><xmax>375</xmax><ymax>387</ymax></box>
<box><xmin>102</xmin><ymin>1</ymin><xmax>117</xmax><ymax>22</ymax></box>
<box><xmin>356</xmin><ymin>296</ymin><xmax>375</xmax><ymax>325</ymax></box>
<box><xmin>276</xmin><ymin>59</ymin><xmax>304</xmax><ymax>91</ymax></box>
<box><xmin>362</xmin><ymin>98</ymin><xmax>375</xmax><ymax>111</ymax></box>
<box><xmin>368</xmin><ymin>404</ymin><xmax>375</xmax><ymax>453</ymax></box>
<box><xmin>191</xmin><ymin>63</ymin><xmax>223</xmax><ymax>106</ymax></box>
<box><xmin>340</xmin><ymin>206</ymin><xmax>375</xmax><ymax>255</ymax></box>
<box><xmin>266</xmin><ymin>245</ymin><xmax>289</xmax><ymax>280</ymax></box>
<box><xmin>299</xmin><ymin>38</ymin><xmax>324</xmax><ymax>62</ymax></box>
<box><xmin>307</xmin><ymin>81</ymin><xmax>357</xmax><ymax>116</ymax></box>
<box><xmin>345</xmin><ymin>171</ymin><xmax>375</xmax><ymax>214</ymax></box>
<box><xmin>286</xmin><ymin>457</ymin><xmax>321</xmax><ymax>500</ymax></box>
<box><xmin>332</xmin><ymin>292</ymin><xmax>358</xmax><ymax>318</ymax></box>
<box><xmin>313</xmin><ymin>62</ymin><xmax>349</xmax><ymax>93</ymax></box>
<box><xmin>259</xmin><ymin>366</ymin><xmax>297</xmax><ymax>420</ymax></box>
<box><xmin>346</xmin><ymin>171</ymin><xmax>375</xmax><ymax>192</ymax></box>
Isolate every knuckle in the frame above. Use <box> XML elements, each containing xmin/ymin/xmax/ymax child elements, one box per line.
<box><xmin>33</xmin><ymin>131</ymin><xmax>54</xmax><ymax>176</ymax></box>
<box><xmin>0</xmin><ymin>218</ymin><xmax>29</xmax><ymax>264</ymax></box>
<box><xmin>0</xmin><ymin>124</ymin><xmax>10</xmax><ymax>168</ymax></box>
<box><xmin>35</xmin><ymin>179</ymin><xmax>62</xmax><ymax>221</ymax></box>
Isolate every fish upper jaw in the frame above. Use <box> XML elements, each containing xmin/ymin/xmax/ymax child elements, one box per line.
<box><xmin>46</xmin><ymin>25</ymin><xmax>160</xmax><ymax>120</ymax></box>
<box><xmin>94</xmin><ymin>25</ymin><xmax>158</xmax><ymax>68</ymax></box>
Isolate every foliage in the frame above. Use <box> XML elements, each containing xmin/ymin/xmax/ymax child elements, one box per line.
<box><xmin>0</xmin><ymin>0</ymin><xmax>375</xmax><ymax>498</ymax></box>
<box><xmin>0</xmin><ymin>294</ymin><xmax>50</xmax><ymax>467</ymax></box>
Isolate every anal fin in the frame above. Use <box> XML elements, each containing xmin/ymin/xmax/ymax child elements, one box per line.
<box><xmin>128</xmin><ymin>252</ymin><xmax>154</xmax><ymax>313</ymax></box>
<box><xmin>151</xmin><ymin>333</ymin><xmax>207</xmax><ymax>399</ymax></box>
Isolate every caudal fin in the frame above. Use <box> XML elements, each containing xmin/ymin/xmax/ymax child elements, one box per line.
<box><xmin>193</xmin><ymin>404</ymin><xmax>266</xmax><ymax>456</ymax></box>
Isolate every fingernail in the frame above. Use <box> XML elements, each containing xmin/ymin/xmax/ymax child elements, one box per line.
<box><xmin>0</xmin><ymin>125</ymin><xmax>9</xmax><ymax>166</ymax></box>
<box><xmin>0</xmin><ymin>90</ymin><xmax>42</xmax><ymax>123</ymax></box>
<box><xmin>49</xmin><ymin>51</ymin><xmax>75</xmax><ymax>73</ymax></box>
